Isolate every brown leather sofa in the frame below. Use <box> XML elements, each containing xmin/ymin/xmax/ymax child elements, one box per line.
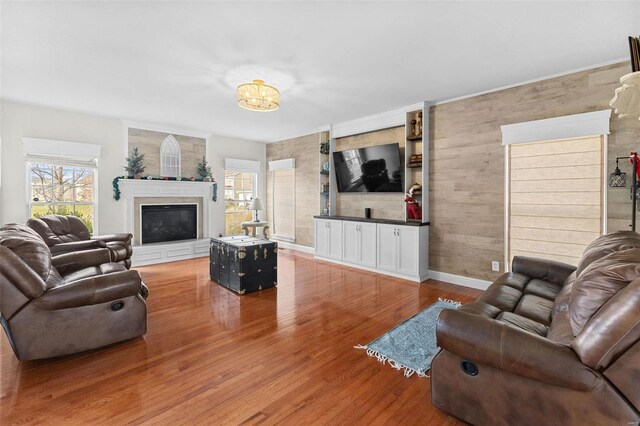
<box><xmin>26</xmin><ymin>214</ymin><xmax>133</xmax><ymax>269</ymax></box>
<box><xmin>431</xmin><ymin>231</ymin><xmax>640</xmax><ymax>425</ymax></box>
<box><xmin>0</xmin><ymin>223</ymin><xmax>147</xmax><ymax>361</ymax></box>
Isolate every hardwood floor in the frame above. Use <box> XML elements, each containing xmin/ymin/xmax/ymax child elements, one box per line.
<box><xmin>1</xmin><ymin>249</ymin><xmax>480</xmax><ymax>425</ymax></box>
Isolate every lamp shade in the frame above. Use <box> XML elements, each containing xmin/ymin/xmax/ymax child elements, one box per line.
<box><xmin>249</xmin><ymin>198</ymin><xmax>263</xmax><ymax>211</ymax></box>
<box><xmin>610</xmin><ymin>71</ymin><xmax>640</xmax><ymax>121</ymax></box>
<box><xmin>237</xmin><ymin>80</ymin><xmax>280</xmax><ymax>112</ymax></box>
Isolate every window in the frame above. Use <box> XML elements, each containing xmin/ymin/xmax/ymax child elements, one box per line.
<box><xmin>224</xmin><ymin>171</ymin><xmax>256</xmax><ymax>235</ymax></box>
<box><xmin>508</xmin><ymin>136</ymin><xmax>604</xmax><ymax>266</ymax></box>
<box><xmin>268</xmin><ymin>158</ymin><xmax>296</xmax><ymax>242</ymax></box>
<box><xmin>160</xmin><ymin>135</ymin><xmax>181</xmax><ymax>177</ymax></box>
<box><xmin>29</xmin><ymin>161</ymin><xmax>96</xmax><ymax>234</ymax></box>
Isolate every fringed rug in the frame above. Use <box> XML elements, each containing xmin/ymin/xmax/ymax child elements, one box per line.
<box><xmin>355</xmin><ymin>298</ymin><xmax>460</xmax><ymax>378</ymax></box>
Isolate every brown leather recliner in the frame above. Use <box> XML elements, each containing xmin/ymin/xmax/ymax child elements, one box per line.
<box><xmin>0</xmin><ymin>223</ymin><xmax>147</xmax><ymax>361</ymax></box>
<box><xmin>431</xmin><ymin>231</ymin><xmax>640</xmax><ymax>425</ymax></box>
<box><xmin>26</xmin><ymin>215</ymin><xmax>133</xmax><ymax>269</ymax></box>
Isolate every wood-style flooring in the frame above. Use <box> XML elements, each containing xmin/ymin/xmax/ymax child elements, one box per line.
<box><xmin>1</xmin><ymin>249</ymin><xmax>480</xmax><ymax>425</ymax></box>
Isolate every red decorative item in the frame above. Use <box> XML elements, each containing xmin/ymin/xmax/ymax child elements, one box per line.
<box><xmin>630</xmin><ymin>152</ymin><xmax>640</xmax><ymax>180</ymax></box>
<box><xmin>404</xmin><ymin>195</ymin><xmax>422</xmax><ymax>220</ymax></box>
<box><xmin>190</xmin><ymin>177</ymin><xmax>196</xmax><ymax>181</ymax></box>
<box><xmin>164</xmin><ymin>177</ymin><xmax>169</xmax><ymax>180</ymax></box>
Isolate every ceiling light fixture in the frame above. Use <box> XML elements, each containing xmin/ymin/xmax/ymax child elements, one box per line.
<box><xmin>237</xmin><ymin>79</ymin><xmax>280</xmax><ymax>112</ymax></box>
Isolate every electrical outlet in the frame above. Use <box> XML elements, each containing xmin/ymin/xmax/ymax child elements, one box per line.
<box><xmin>491</xmin><ymin>261</ymin><xmax>500</xmax><ymax>272</ymax></box>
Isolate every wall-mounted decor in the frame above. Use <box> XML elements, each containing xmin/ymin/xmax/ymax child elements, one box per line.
<box><xmin>609</xmin><ymin>158</ymin><xmax>627</xmax><ymax>187</ymax></box>
<box><xmin>128</xmin><ymin>128</ymin><xmax>206</xmax><ymax>178</ymax></box>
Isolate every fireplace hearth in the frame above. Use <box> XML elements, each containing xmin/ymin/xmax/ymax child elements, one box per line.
<box><xmin>141</xmin><ymin>204</ymin><xmax>197</xmax><ymax>244</ymax></box>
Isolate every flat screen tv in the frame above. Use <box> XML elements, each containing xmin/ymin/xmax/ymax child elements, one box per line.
<box><xmin>333</xmin><ymin>143</ymin><xmax>403</xmax><ymax>193</ymax></box>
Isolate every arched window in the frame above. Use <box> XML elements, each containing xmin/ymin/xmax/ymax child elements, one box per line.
<box><xmin>160</xmin><ymin>135</ymin><xmax>181</xmax><ymax>177</ymax></box>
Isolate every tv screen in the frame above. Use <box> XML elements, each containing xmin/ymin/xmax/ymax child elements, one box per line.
<box><xmin>333</xmin><ymin>143</ymin><xmax>403</xmax><ymax>193</ymax></box>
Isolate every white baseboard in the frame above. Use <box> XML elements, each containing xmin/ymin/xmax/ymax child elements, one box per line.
<box><xmin>314</xmin><ymin>255</ymin><xmax>425</xmax><ymax>282</ymax></box>
<box><xmin>428</xmin><ymin>270</ymin><xmax>492</xmax><ymax>291</ymax></box>
<box><xmin>275</xmin><ymin>240</ymin><xmax>314</xmax><ymax>254</ymax></box>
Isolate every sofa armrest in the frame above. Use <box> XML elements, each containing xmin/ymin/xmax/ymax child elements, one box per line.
<box><xmin>49</xmin><ymin>239</ymin><xmax>106</xmax><ymax>255</ymax></box>
<box><xmin>92</xmin><ymin>233</ymin><xmax>132</xmax><ymax>244</ymax></box>
<box><xmin>436</xmin><ymin>309</ymin><xmax>600</xmax><ymax>391</ymax></box>
<box><xmin>34</xmin><ymin>270</ymin><xmax>143</xmax><ymax>310</ymax></box>
<box><xmin>51</xmin><ymin>248</ymin><xmax>112</xmax><ymax>275</ymax></box>
<box><xmin>511</xmin><ymin>256</ymin><xmax>576</xmax><ymax>286</ymax></box>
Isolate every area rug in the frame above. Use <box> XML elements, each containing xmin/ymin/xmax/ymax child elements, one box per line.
<box><xmin>355</xmin><ymin>298</ymin><xmax>460</xmax><ymax>378</ymax></box>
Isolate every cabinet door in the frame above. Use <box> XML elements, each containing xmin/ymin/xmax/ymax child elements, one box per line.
<box><xmin>397</xmin><ymin>226</ymin><xmax>419</xmax><ymax>276</ymax></box>
<box><xmin>359</xmin><ymin>222</ymin><xmax>377</xmax><ymax>267</ymax></box>
<box><xmin>376</xmin><ymin>224</ymin><xmax>397</xmax><ymax>272</ymax></box>
<box><xmin>342</xmin><ymin>222</ymin><xmax>360</xmax><ymax>264</ymax></box>
<box><xmin>327</xmin><ymin>220</ymin><xmax>343</xmax><ymax>259</ymax></box>
<box><xmin>315</xmin><ymin>220</ymin><xmax>329</xmax><ymax>257</ymax></box>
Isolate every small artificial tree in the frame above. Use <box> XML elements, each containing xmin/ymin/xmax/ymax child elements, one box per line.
<box><xmin>124</xmin><ymin>147</ymin><xmax>146</xmax><ymax>177</ymax></box>
<box><xmin>196</xmin><ymin>156</ymin><xmax>213</xmax><ymax>181</ymax></box>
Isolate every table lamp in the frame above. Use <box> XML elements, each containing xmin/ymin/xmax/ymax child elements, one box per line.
<box><xmin>249</xmin><ymin>198</ymin><xmax>263</xmax><ymax>222</ymax></box>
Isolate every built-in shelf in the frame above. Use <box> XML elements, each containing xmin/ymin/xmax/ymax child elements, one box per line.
<box><xmin>406</xmin><ymin>134</ymin><xmax>422</xmax><ymax>141</ymax></box>
<box><xmin>407</xmin><ymin>163</ymin><xmax>422</xmax><ymax>168</ymax></box>
<box><xmin>319</xmin><ymin>131</ymin><xmax>332</xmax><ymax>216</ymax></box>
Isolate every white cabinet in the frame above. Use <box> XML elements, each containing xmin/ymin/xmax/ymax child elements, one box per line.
<box><xmin>376</xmin><ymin>224</ymin><xmax>428</xmax><ymax>279</ymax></box>
<box><xmin>315</xmin><ymin>217</ymin><xmax>428</xmax><ymax>282</ymax></box>
<box><xmin>314</xmin><ymin>219</ymin><xmax>342</xmax><ymax>260</ymax></box>
<box><xmin>376</xmin><ymin>224</ymin><xmax>397</xmax><ymax>272</ymax></box>
<box><xmin>397</xmin><ymin>226</ymin><xmax>420</xmax><ymax>276</ymax></box>
<box><xmin>343</xmin><ymin>221</ymin><xmax>377</xmax><ymax>267</ymax></box>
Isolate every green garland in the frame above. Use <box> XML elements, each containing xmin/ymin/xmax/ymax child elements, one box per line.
<box><xmin>112</xmin><ymin>176</ymin><xmax>218</xmax><ymax>202</ymax></box>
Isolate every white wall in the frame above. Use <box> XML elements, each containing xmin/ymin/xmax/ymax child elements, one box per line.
<box><xmin>207</xmin><ymin>134</ymin><xmax>267</xmax><ymax>237</ymax></box>
<box><xmin>0</xmin><ymin>101</ymin><xmax>267</xmax><ymax>238</ymax></box>
<box><xmin>1</xmin><ymin>101</ymin><xmax>125</xmax><ymax>234</ymax></box>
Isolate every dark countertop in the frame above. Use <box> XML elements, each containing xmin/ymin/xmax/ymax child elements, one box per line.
<box><xmin>313</xmin><ymin>215</ymin><xmax>429</xmax><ymax>227</ymax></box>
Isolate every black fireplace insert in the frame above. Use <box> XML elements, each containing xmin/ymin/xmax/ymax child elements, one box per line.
<box><xmin>141</xmin><ymin>204</ymin><xmax>197</xmax><ymax>244</ymax></box>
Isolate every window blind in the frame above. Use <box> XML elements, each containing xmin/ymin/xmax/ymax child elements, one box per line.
<box><xmin>272</xmin><ymin>169</ymin><xmax>295</xmax><ymax>241</ymax></box>
<box><xmin>25</xmin><ymin>154</ymin><xmax>98</xmax><ymax>169</ymax></box>
<box><xmin>508</xmin><ymin>136</ymin><xmax>603</xmax><ymax>266</ymax></box>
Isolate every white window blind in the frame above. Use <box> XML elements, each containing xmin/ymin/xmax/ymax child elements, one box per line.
<box><xmin>272</xmin><ymin>169</ymin><xmax>295</xmax><ymax>241</ymax></box>
<box><xmin>508</xmin><ymin>136</ymin><xmax>603</xmax><ymax>266</ymax></box>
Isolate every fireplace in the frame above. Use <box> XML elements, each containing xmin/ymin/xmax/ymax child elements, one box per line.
<box><xmin>141</xmin><ymin>204</ymin><xmax>198</xmax><ymax>244</ymax></box>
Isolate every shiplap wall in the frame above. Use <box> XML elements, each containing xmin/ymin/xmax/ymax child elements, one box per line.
<box><xmin>509</xmin><ymin>136</ymin><xmax>603</xmax><ymax>266</ymax></box>
<box><xmin>335</xmin><ymin>126</ymin><xmax>406</xmax><ymax>219</ymax></box>
<box><xmin>430</xmin><ymin>61</ymin><xmax>639</xmax><ymax>281</ymax></box>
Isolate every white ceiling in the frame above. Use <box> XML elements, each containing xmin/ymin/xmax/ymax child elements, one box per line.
<box><xmin>2</xmin><ymin>1</ymin><xmax>638</xmax><ymax>143</ymax></box>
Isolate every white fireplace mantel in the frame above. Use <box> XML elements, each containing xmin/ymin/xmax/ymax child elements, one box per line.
<box><xmin>119</xmin><ymin>179</ymin><xmax>214</xmax><ymax>266</ymax></box>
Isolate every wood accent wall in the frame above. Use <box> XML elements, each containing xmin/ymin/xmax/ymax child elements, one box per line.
<box><xmin>429</xmin><ymin>62</ymin><xmax>640</xmax><ymax>281</ymax></box>
<box><xmin>128</xmin><ymin>128</ymin><xmax>206</xmax><ymax>178</ymax></box>
<box><xmin>335</xmin><ymin>126</ymin><xmax>405</xmax><ymax>220</ymax></box>
<box><xmin>266</xmin><ymin>133</ymin><xmax>319</xmax><ymax>248</ymax></box>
